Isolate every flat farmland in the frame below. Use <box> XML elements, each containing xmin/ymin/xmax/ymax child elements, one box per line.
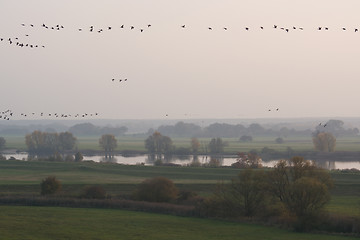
<box><xmin>3</xmin><ymin>135</ymin><xmax>360</xmax><ymax>153</ymax></box>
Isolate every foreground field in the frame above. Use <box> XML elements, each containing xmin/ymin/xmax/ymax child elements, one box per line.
<box><xmin>0</xmin><ymin>160</ymin><xmax>358</xmax><ymax>217</ymax></box>
<box><xmin>0</xmin><ymin>206</ymin><xmax>358</xmax><ymax>240</ymax></box>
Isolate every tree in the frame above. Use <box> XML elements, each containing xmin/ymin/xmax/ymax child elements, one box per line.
<box><xmin>132</xmin><ymin>177</ymin><xmax>178</xmax><ymax>202</ymax></box>
<box><xmin>74</xmin><ymin>152</ymin><xmax>83</xmax><ymax>162</ymax></box>
<box><xmin>208</xmin><ymin>138</ymin><xmax>227</xmax><ymax>154</ymax></box>
<box><xmin>41</xmin><ymin>176</ymin><xmax>62</xmax><ymax>195</ymax></box>
<box><xmin>58</xmin><ymin>132</ymin><xmax>77</xmax><ymax>152</ymax></box>
<box><xmin>269</xmin><ymin>156</ymin><xmax>333</xmax><ymax>228</ymax></box>
<box><xmin>239</xmin><ymin>135</ymin><xmax>253</xmax><ymax>142</ymax></box>
<box><xmin>145</xmin><ymin>131</ymin><xmax>173</xmax><ymax>155</ymax></box>
<box><xmin>0</xmin><ymin>137</ymin><xmax>6</xmax><ymax>151</ymax></box>
<box><xmin>99</xmin><ymin>134</ymin><xmax>117</xmax><ymax>158</ymax></box>
<box><xmin>312</xmin><ymin>132</ymin><xmax>336</xmax><ymax>152</ymax></box>
<box><xmin>203</xmin><ymin>169</ymin><xmax>269</xmax><ymax>218</ymax></box>
<box><xmin>25</xmin><ymin>131</ymin><xmax>77</xmax><ymax>156</ymax></box>
<box><xmin>232</xmin><ymin>152</ymin><xmax>262</xmax><ymax>168</ymax></box>
<box><xmin>230</xmin><ymin>169</ymin><xmax>269</xmax><ymax>217</ymax></box>
<box><xmin>190</xmin><ymin>137</ymin><xmax>200</xmax><ymax>154</ymax></box>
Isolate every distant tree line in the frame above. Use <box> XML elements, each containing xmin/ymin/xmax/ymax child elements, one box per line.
<box><xmin>69</xmin><ymin>123</ymin><xmax>128</xmax><ymax>136</ymax></box>
<box><xmin>150</xmin><ymin>120</ymin><xmax>359</xmax><ymax>138</ymax></box>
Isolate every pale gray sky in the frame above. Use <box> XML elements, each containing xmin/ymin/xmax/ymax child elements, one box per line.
<box><xmin>1</xmin><ymin>0</ymin><xmax>360</xmax><ymax>120</ymax></box>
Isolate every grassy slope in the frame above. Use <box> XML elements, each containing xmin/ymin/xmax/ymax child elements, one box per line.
<box><xmin>0</xmin><ymin>206</ymin><xmax>358</xmax><ymax>240</ymax></box>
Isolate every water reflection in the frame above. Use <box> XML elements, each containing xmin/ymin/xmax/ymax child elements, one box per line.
<box><xmin>1</xmin><ymin>153</ymin><xmax>359</xmax><ymax>170</ymax></box>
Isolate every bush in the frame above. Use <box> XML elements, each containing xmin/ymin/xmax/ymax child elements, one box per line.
<box><xmin>40</xmin><ymin>176</ymin><xmax>62</xmax><ymax>195</ymax></box>
<box><xmin>133</xmin><ymin>177</ymin><xmax>178</xmax><ymax>203</ymax></box>
<box><xmin>81</xmin><ymin>186</ymin><xmax>107</xmax><ymax>199</ymax></box>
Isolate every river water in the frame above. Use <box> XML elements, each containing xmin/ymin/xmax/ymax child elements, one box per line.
<box><xmin>2</xmin><ymin>153</ymin><xmax>360</xmax><ymax>170</ymax></box>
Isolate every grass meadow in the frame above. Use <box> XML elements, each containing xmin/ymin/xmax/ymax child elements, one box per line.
<box><xmin>3</xmin><ymin>134</ymin><xmax>360</xmax><ymax>153</ymax></box>
<box><xmin>1</xmin><ymin>206</ymin><xmax>359</xmax><ymax>240</ymax></box>
<box><xmin>0</xmin><ymin>160</ymin><xmax>358</xmax><ymax>216</ymax></box>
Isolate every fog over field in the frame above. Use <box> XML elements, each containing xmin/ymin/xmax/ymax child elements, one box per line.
<box><xmin>1</xmin><ymin>0</ymin><xmax>360</xmax><ymax>120</ymax></box>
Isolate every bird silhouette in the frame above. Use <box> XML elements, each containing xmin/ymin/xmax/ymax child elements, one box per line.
<box><xmin>131</xmin><ymin>26</ymin><xmax>135</xmax><ymax>30</ymax></box>
<box><xmin>181</xmin><ymin>25</ymin><xmax>186</xmax><ymax>28</ymax></box>
<box><xmin>147</xmin><ymin>24</ymin><xmax>151</xmax><ymax>27</ymax></box>
<box><xmin>224</xmin><ymin>27</ymin><xmax>228</xmax><ymax>30</ymax></box>
<box><xmin>120</xmin><ymin>25</ymin><xmax>124</xmax><ymax>28</ymax></box>
<box><xmin>208</xmin><ymin>27</ymin><xmax>212</xmax><ymax>30</ymax></box>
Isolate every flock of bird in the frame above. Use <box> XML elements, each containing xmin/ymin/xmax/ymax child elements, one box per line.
<box><xmin>0</xmin><ymin>110</ymin><xmax>100</xmax><ymax>121</ymax></box>
<box><xmin>2</xmin><ymin>22</ymin><xmax>354</xmax><ymax>121</ymax></box>
<box><xmin>0</xmin><ymin>37</ymin><xmax>45</xmax><ymax>49</ymax></box>
<box><xmin>3</xmin><ymin>22</ymin><xmax>359</xmax><ymax>51</ymax></box>
<box><xmin>112</xmin><ymin>78</ymin><xmax>128</xmax><ymax>83</ymax></box>
<box><xmin>13</xmin><ymin>22</ymin><xmax>360</xmax><ymax>34</ymax></box>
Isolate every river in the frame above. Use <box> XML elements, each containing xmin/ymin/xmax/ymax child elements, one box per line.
<box><xmin>2</xmin><ymin>153</ymin><xmax>360</xmax><ymax>170</ymax></box>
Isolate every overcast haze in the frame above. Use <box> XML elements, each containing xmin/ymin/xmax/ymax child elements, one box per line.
<box><xmin>1</xmin><ymin>0</ymin><xmax>360</xmax><ymax>120</ymax></box>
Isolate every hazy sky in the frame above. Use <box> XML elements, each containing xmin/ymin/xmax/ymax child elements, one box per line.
<box><xmin>1</xmin><ymin>0</ymin><xmax>360</xmax><ymax>120</ymax></box>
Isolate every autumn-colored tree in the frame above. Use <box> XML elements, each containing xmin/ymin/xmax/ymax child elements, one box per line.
<box><xmin>232</xmin><ymin>152</ymin><xmax>262</xmax><ymax>168</ymax></box>
<box><xmin>99</xmin><ymin>134</ymin><xmax>117</xmax><ymax>158</ymax></box>
<box><xmin>133</xmin><ymin>177</ymin><xmax>178</xmax><ymax>202</ymax></box>
<box><xmin>190</xmin><ymin>137</ymin><xmax>200</xmax><ymax>154</ymax></box>
<box><xmin>40</xmin><ymin>176</ymin><xmax>62</xmax><ymax>195</ymax></box>
<box><xmin>312</xmin><ymin>132</ymin><xmax>336</xmax><ymax>152</ymax></box>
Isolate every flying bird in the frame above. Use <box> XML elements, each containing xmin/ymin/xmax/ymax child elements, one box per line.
<box><xmin>181</xmin><ymin>25</ymin><xmax>186</xmax><ymax>28</ymax></box>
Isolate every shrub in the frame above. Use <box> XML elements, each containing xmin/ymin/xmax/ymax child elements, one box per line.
<box><xmin>40</xmin><ymin>176</ymin><xmax>62</xmax><ymax>195</ymax></box>
<box><xmin>74</xmin><ymin>152</ymin><xmax>83</xmax><ymax>162</ymax></box>
<box><xmin>82</xmin><ymin>186</ymin><xmax>107</xmax><ymax>199</ymax></box>
<box><xmin>133</xmin><ymin>177</ymin><xmax>178</xmax><ymax>202</ymax></box>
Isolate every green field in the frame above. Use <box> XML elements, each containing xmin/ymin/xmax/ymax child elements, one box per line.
<box><xmin>3</xmin><ymin>135</ymin><xmax>360</xmax><ymax>153</ymax></box>
<box><xmin>0</xmin><ymin>206</ymin><xmax>358</xmax><ymax>240</ymax></box>
<box><xmin>0</xmin><ymin>160</ymin><xmax>358</xmax><ymax>216</ymax></box>
<box><xmin>0</xmin><ymin>160</ymin><xmax>358</xmax><ymax>238</ymax></box>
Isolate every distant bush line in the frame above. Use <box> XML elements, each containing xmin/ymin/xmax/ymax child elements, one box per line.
<box><xmin>0</xmin><ymin>196</ymin><xmax>196</xmax><ymax>217</ymax></box>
